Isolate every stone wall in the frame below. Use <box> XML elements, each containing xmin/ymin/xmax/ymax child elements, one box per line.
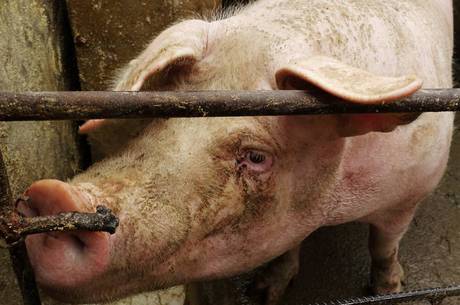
<box><xmin>454</xmin><ymin>1</ymin><xmax>459</xmax><ymax>85</ymax></box>
<box><xmin>0</xmin><ymin>1</ymin><xmax>82</xmax><ymax>304</ymax></box>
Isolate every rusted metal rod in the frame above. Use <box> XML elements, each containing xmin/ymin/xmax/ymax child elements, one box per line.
<box><xmin>312</xmin><ymin>285</ymin><xmax>460</xmax><ymax>305</ymax></box>
<box><xmin>0</xmin><ymin>89</ymin><xmax>459</xmax><ymax>121</ymax></box>
<box><xmin>1</xmin><ymin>204</ymin><xmax>119</xmax><ymax>243</ymax></box>
<box><xmin>15</xmin><ymin>206</ymin><xmax>119</xmax><ymax>236</ymax></box>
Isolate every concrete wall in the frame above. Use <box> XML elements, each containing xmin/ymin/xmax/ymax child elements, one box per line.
<box><xmin>65</xmin><ymin>0</ymin><xmax>220</xmax><ymax>91</ymax></box>
<box><xmin>454</xmin><ymin>1</ymin><xmax>459</xmax><ymax>86</ymax></box>
<box><xmin>0</xmin><ymin>1</ymin><xmax>83</xmax><ymax>304</ymax></box>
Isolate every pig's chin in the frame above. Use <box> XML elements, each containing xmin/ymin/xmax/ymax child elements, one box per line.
<box><xmin>19</xmin><ymin>179</ymin><xmax>111</xmax><ymax>293</ymax></box>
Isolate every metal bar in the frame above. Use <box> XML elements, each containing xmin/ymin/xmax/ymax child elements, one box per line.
<box><xmin>312</xmin><ymin>285</ymin><xmax>460</xmax><ymax>305</ymax></box>
<box><xmin>13</xmin><ymin>205</ymin><xmax>119</xmax><ymax>237</ymax></box>
<box><xmin>0</xmin><ymin>169</ymin><xmax>120</xmax><ymax>305</ymax></box>
<box><xmin>0</xmin><ymin>152</ymin><xmax>41</xmax><ymax>305</ymax></box>
<box><xmin>1</xmin><ymin>200</ymin><xmax>119</xmax><ymax>243</ymax></box>
<box><xmin>0</xmin><ymin>89</ymin><xmax>459</xmax><ymax>121</ymax></box>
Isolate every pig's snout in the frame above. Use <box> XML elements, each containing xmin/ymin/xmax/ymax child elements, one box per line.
<box><xmin>19</xmin><ymin>179</ymin><xmax>111</xmax><ymax>291</ymax></box>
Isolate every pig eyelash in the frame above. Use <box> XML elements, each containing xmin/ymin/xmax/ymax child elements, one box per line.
<box><xmin>247</xmin><ymin>151</ymin><xmax>266</xmax><ymax>164</ymax></box>
<box><xmin>236</xmin><ymin>150</ymin><xmax>273</xmax><ymax>173</ymax></box>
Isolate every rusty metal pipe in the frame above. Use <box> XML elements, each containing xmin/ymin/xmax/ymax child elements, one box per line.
<box><xmin>0</xmin><ymin>89</ymin><xmax>458</xmax><ymax>121</ymax></box>
<box><xmin>312</xmin><ymin>285</ymin><xmax>460</xmax><ymax>305</ymax></box>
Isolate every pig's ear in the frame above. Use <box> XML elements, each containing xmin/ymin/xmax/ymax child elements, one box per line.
<box><xmin>114</xmin><ymin>19</ymin><xmax>208</xmax><ymax>91</ymax></box>
<box><xmin>275</xmin><ymin>56</ymin><xmax>423</xmax><ymax>136</ymax></box>
<box><xmin>79</xmin><ymin>20</ymin><xmax>208</xmax><ymax>134</ymax></box>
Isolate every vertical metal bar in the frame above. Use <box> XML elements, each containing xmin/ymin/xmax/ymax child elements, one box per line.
<box><xmin>9</xmin><ymin>245</ymin><xmax>42</xmax><ymax>305</ymax></box>
<box><xmin>0</xmin><ymin>151</ymin><xmax>41</xmax><ymax>305</ymax></box>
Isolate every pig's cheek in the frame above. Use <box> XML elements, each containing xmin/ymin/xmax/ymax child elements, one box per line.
<box><xmin>234</xmin><ymin>172</ymin><xmax>277</xmax><ymax>222</ymax></box>
<box><xmin>237</xmin><ymin>164</ymin><xmax>274</xmax><ymax>194</ymax></box>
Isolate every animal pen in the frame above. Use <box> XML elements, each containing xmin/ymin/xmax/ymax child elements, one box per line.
<box><xmin>0</xmin><ymin>1</ymin><xmax>459</xmax><ymax>305</ymax></box>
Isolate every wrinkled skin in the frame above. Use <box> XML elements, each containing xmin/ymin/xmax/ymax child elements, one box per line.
<box><xmin>20</xmin><ymin>0</ymin><xmax>453</xmax><ymax>304</ymax></box>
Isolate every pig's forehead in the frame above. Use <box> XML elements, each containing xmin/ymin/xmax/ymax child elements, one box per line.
<box><xmin>169</xmin><ymin>117</ymin><xmax>281</xmax><ymax>146</ymax></box>
<box><xmin>181</xmin><ymin>35</ymin><xmax>277</xmax><ymax>90</ymax></box>
<box><xmin>198</xmin><ymin>117</ymin><xmax>283</xmax><ymax>155</ymax></box>
<box><xmin>178</xmin><ymin>117</ymin><xmax>277</xmax><ymax>137</ymax></box>
<box><xmin>184</xmin><ymin>61</ymin><xmax>274</xmax><ymax>91</ymax></box>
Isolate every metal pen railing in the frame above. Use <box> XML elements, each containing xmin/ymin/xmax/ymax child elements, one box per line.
<box><xmin>0</xmin><ymin>90</ymin><xmax>459</xmax><ymax>120</ymax></box>
<box><xmin>0</xmin><ymin>90</ymin><xmax>458</xmax><ymax>305</ymax></box>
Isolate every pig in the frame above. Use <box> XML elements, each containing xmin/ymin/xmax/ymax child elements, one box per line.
<box><xmin>19</xmin><ymin>0</ymin><xmax>454</xmax><ymax>304</ymax></box>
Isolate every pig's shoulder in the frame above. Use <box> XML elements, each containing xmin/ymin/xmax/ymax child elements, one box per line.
<box><xmin>342</xmin><ymin>112</ymin><xmax>453</xmax><ymax>206</ymax></box>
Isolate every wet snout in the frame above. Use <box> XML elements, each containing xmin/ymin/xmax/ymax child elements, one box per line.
<box><xmin>18</xmin><ymin>179</ymin><xmax>111</xmax><ymax>291</ymax></box>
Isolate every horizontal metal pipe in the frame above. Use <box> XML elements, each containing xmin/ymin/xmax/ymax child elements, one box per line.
<box><xmin>0</xmin><ymin>89</ymin><xmax>459</xmax><ymax>121</ymax></box>
<box><xmin>312</xmin><ymin>285</ymin><xmax>460</xmax><ymax>305</ymax></box>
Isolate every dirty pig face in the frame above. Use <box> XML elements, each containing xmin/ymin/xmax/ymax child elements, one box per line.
<box><xmin>21</xmin><ymin>7</ymin><xmax>426</xmax><ymax>300</ymax></box>
<box><xmin>22</xmin><ymin>115</ymin><xmax>341</xmax><ymax>302</ymax></box>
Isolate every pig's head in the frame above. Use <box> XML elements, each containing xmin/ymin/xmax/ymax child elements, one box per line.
<box><xmin>21</xmin><ymin>19</ymin><xmax>421</xmax><ymax>302</ymax></box>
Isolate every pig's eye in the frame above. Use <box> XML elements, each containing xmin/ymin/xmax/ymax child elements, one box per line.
<box><xmin>237</xmin><ymin>150</ymin><xmax>273</xmax><ymax>173</ymax></box>
<box><xmin>248</xmin><ymin>151</ymin><xmax>266</xmax><ymax>164</ymax></box>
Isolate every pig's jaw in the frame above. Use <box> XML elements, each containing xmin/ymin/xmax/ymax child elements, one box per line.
<box><xmin>20</xmin><ymin>180</ymin><xmax>113</xmax><ymax>294</ymax></box>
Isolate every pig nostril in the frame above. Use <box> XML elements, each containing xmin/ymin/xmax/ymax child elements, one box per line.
<box><xmin>43</xmin><ymin>232</ymin><xmax>87</xmax><ymax>252</ymax></box>
<box><xmin>72</xmin><ymin>235</ymin><xmax>86</xmax><ymax>250</ymax></box>
<box><xmin>16</xmin><ymin>200</ymin><xmax>39</xmax><ymax>217</ymax></box>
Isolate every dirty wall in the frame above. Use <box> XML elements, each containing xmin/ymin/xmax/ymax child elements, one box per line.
<box><xmin>0</xmin><ymin>1</ymin><xmax>82</xmax><ymax>304</ymax></box>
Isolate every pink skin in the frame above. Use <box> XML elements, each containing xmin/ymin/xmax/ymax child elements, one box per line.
<box><xmin>79</xmin><ymin>119</ymin><xmax>106</xmax><ymax>134</ymax></box>
<box><xmin>20</xmin><ymin>145</ymin><xmax>278</xmax><ymax>300</ymax></box>
<box><xmin>19</xmin><ymin>180</ymin><xmax>110</xmax><ymax>291</ymax></box>
<box><xmin>21</xmin><ymin>0</ymin><xmax>453</xmax><ymax>303</ymax></box>
<box><xmin>21</xmin><ymin>112</ymin><xmax>451</xmax><ymax>303</ymax></box>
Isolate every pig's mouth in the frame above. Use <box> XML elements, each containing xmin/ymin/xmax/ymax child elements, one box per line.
<box><xmin>18</xmin><ymin>179</ymin><xmax>111</xmax><ymax>292</ymax></box>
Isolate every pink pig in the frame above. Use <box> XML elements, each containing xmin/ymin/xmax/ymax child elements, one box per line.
<box><xmin>19</xmin><ymin>0</ymin><xmax>454</xmax><ymax>304</ymax></box>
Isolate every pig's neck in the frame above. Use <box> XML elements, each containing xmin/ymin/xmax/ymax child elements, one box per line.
<box><xmin>325</xmin><ymin>113</ymin><xmax>453</xmax><ymax>226</ymax></box>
